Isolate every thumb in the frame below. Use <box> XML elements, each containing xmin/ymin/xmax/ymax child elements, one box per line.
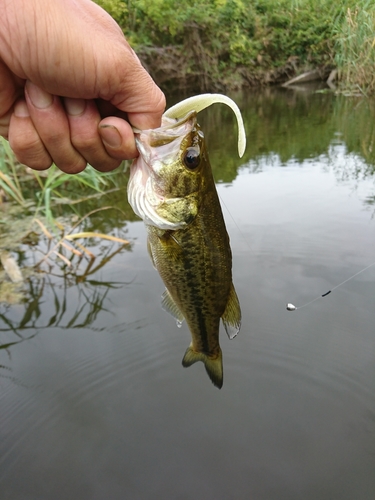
<box><xmin>108</xmin><ymin>52</ymin><xmax>166</xmax><ymax>131</ymax></box>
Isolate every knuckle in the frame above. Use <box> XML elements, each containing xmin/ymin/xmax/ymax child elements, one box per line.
<box><xmin>154</xmin><ymin>90</ymin><xmax>166</xmax><ymax>115</ymax></box>
<box><xmin>43</xmin><ymin>131</ymin><xmax>67</xmax><ymax>148</ymax></box>
<box><xmin>90</xmin><ymin>157</ymin><xmax>121</xmax><ymax>172</ymax></box>
<box><xmin>69</xmin><ymin>131</ymin><xmax>125</xmax><ymax>170</ymax></box>
<box><xmin>56</xmin><ymin>157</ymin><xmax>87</xmax><ymax>174</ymax></box>
<box><xmin>16</xmin><ymin>150</ymin><xmax>52</xmax><ymax>170</ymax></box>
<box><xmin>9</xmin><ymin>135</ymin><xmax>52</xmax><ymax>170</ymax></box>
<box><xmin>9</xmin><ymin>122</ymin><xmax>41</xmax><ymax>150</ymax></box>
<box><xmin>70</xmin><ymin>132</ymin><xmax>98</xmax><ymax>152</ymax></box>
<box><xmin>9</xmin><ymin>129</ymin><xmax>36</xmax><ymax>152</ymax></box>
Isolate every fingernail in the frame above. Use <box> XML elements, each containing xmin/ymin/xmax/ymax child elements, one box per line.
<box><xmin>26</xmin><ymin>81</ymin><xmax>53</xmax><ymax>109</ymax></box>
<box><xmin>65</xmin><ymin>98</ymin><xmax>86</xmax><ymax>116</ymax></box>
<box><xmin>14</xmin><ymin>100</ymin><xmax>30</xmax><ymax>118</ymax></box>
<box><xmin>99</xmin><ymin>124</ymin><xmax>122</xmax><ymax>148</ymax></box>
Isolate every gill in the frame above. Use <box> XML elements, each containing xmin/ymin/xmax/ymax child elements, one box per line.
<box><xmin>132</xmin><ymin>92</ymin><xmax>249</xmax><ymax>243</ymax></box>
<box><xmin>134</xmin><ymin>92</ymin><xmax>249</xmax><ymax>233</ymax></box>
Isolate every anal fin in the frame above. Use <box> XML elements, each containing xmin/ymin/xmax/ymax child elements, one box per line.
<box><xmin>222</xmin><ymin>283</ymin><xmax>241</xmax><ymax>339</ymax></box>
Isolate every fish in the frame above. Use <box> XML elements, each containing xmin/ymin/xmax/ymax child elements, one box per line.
<box><xmin>127</xmin><ymin>94</ymin><xmax>246</xmax><ymax>388</ymax></box>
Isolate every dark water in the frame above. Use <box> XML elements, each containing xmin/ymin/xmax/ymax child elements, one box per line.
<box><xmin>1</xmin><ymin>88</ymin><xmax>375</xmax><ymax>500</ymax></box>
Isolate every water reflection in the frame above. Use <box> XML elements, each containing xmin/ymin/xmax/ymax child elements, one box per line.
<box><xmin>1</xmin><ymin>88</ymin><xmax>375</xmax><ymax>499</ymax></box>
<box><xmin>0</xmin><ymin>240</ymin><xmax>132</xmax><ymax>378</ymax></box>
<box><xmin>199</xmin><ymin>88</ymin><xmax>375</xmax><ymax>188</ymax></box>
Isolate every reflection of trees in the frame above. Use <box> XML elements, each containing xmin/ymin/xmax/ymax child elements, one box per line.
<box><xmin>328</xmin><ymin>142</ymin><xmax>375</xmax><ymax>181</ymax></box>
<box><xmin>1</xmin><ymin>275</ymin><xmax>116</xmax><ymax>333</ymax></box>
<box><xmin>200</xmin><ymin>88</ymin><xmax>375</xmax><ymax>210</ymax></box>
<box><xmin>332</xmin><ymin>97</ymin><xmax>375</xmax><ymax>168</ymax></box>
<box><xmin>325</xmin><ymin>141</ymin><xmax>375</xmax><ymax>211</ymax></box>
<box><xmin>198</xmin><ymin>88</ymin><xmax>375</xmax><ymax>184</ymax></box>
<box><xmin>0</xmin><ymin>241</ymin><xmax>133</xmax><ymax>378</ymax></box>
<box><xmin>201</xmin><ymin>88</ymin><xmax>338</xmax><ymax>183</ymax></box>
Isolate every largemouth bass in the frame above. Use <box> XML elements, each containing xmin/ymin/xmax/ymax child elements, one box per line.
<box><xmin>127</xmin><ymin>94</ymin><xmax>246</xmax><ymax>388</ymax></box>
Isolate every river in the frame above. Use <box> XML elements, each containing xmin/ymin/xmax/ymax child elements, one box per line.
<box><xmin>1</xmin><ymin>86</ymin><xmax>375</xmax><ymax>499</ymax></box>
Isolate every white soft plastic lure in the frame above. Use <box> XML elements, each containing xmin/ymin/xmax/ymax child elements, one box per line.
<box><xmin>132</xmin><ymin>93</ymin><xmax>246</xmax><ymax>158</ymax></box>
<box><xmin>163</xmin><ymin>93</ymin><xmax>246</xmax><ymax>158</ymax></box>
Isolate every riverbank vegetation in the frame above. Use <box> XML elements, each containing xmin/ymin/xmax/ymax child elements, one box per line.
<box><xmin>0</xmin><ymin>138</ymin><xmax>133</xmax><ymax>302</ymax></box>
<box><xmin>97</xmin><ymin>0</ymin><xmax>375</xmax><ymax>94</ymax></box>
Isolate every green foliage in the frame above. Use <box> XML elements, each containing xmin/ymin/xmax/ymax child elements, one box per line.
<box><xmin>0</xmin><ymin>137</ymin><xmax>127</xmax><ymax>227</ymax></box>
<box><xmin>334</xmin><ymin>3</ymin><xmax>375</xmax><ymax>94</ymax></box>
<box><xmin>136</xmin><ymin>0</ymin><xmax>216</xmax><ymax>39</ymax></box>
<box><xmin>257</xmin><ymin>0</ymin><xmax>338</xmax><ymax>65</ymax></box>
<box><xmin>94</xmin><ymin>0</ymin><xmax>375</xmax><ymax>94</ymax></box>
<box><xmin>95</xmin><ymin>0</ymin><xmax>128</xmax><ymax>25</ymax></box>
<box><xmin>97</xmin><ymin>1</ymin><xmax>336</xmax><ymax>67</ymax></box>
<box><xmin>0</xmin><ymin>139</ymin><xmax>26</xmax><ymax>206</ymax></box>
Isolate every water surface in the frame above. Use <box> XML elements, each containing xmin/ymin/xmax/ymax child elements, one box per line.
<box><xmin>1</xmin><ymin>88</ymin><xmax>375</xmax><ymax>499</ymax></box>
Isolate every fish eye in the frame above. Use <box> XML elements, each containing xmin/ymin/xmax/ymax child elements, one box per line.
<box><xmin>183</xmin><ymin>147</ymin><xmax>200</xmax><ymax>170</ymax></box>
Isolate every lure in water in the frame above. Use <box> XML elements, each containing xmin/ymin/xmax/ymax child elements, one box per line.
<box><xmin>127</xmin><ymin>94</ymin><xmax>245</xmax><ymax>388</ymax></box>
<box><xmin>286</xmin><ymin>261</ymin><xmax>375</xmax><ymax>311</ymax></box>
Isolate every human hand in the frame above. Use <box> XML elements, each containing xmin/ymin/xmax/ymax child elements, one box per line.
<box><xmin>0</xmin><ymin>0</ymin><xmax>165</xmax><ymax>173</ymax></box>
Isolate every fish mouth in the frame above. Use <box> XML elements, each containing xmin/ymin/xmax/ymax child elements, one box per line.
<box><xmin>134</xmin><ymin>111</ymin><xmax>196</xmax><ymax>167</ymax></box>
<box><xmin>127</xmin><ymin>112</ymin><xmax>196</xmax><ymax>230</ymax></box>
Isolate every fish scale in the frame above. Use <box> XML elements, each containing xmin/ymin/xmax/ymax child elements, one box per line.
<box><xmin>144</xmin><ymin>138</ymin><xmax>237</xmax><ymax>389</ymax></box>
<box><xmin>127</xmin><ymin>94</ymin><xmax>245</xmax><ymax>388</ymax></box>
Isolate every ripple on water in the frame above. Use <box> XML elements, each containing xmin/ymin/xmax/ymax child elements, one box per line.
<box><xmin>0</xmin><ymin>316</ymin><xmax>183</xmax><ymax>476</ymax></box>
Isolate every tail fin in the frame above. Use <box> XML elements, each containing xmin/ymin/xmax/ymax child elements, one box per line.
<box><xmin>182</xmin><ymin>346</ymin><xmax>223</xmax><ymax>389</ymax></box>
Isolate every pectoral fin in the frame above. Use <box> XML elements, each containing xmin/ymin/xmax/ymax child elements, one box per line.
<box><xmin>182</xmin><ymin>346</ymin><xmax>223</xmax><ymax>389</ymax></box>
<box><xmin>156</xmin><ymin>192</ymin><xmax>199</xmax><ymax>226</ymax></box>
<box><xmin>161</xmin><ymin>289</ymin><xmax>185</xmax><ymax>325</ymax></box>
<box><xmin>222</xmin><ymin>283</ymin><xmax>241</xmax><ymax>339</ymax></box>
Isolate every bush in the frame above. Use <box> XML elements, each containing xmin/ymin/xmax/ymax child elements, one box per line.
<box><xmin>94</xmin><ymin>0</ymin><xmax>375</xmax><ymax>93</ymax></box>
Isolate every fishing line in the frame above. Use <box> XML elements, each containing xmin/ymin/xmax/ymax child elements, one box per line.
<box><xmin>219</xmin><ymin>194</ymin><xmax>375</xmax><ymax>313</ymax></box>
<box><xmin>286</xmin><ymin>261</ymin><xmax>375</xmax><ymax>311</ymax></box>
<box><xmin>219</xmin><ymin>194</ymin><xmax>254</xmax><ymax>253</ymax></box>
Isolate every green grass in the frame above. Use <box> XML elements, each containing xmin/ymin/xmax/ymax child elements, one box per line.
<box><xmin>0</xmin><ymin>138</ymin><xmax>26</xmax><ymax>206</ymax></box>
<box><xmin>334</xmin><ymin>2</ymin><xmax>375</xmax><ymax>94</ymax></box>
<box><xmin>0</xmin><ymin>136</ymin><xmax>124</xmax><ymax>227</ymax></box>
